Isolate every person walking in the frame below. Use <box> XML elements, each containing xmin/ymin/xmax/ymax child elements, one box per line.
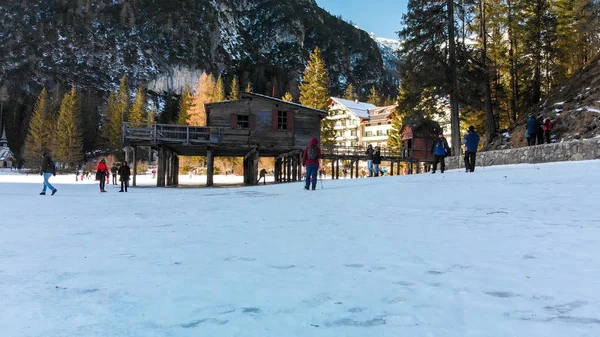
<box><xmin>111</xmin><ymin>164</ymin><xmax>119</xmax><ymax>185</ymax></box>
<box><xmin>365</xmin><ymin>144</ymin><xmax>374</xmax><ymax>177</ymax></box>
<box><xmin>39</xmin><ymin>151</ymin><xmax>57</xmax><ymax>195</ymax></box>
<box><xmin>302</xmin><ymin>137</ymin><xmax>322</xmax><ymax>190</ymax></box>
<box><xmin>536</xmin><ymin>114</ymin><xmax>545</xmax><ymax>145</ymax></box>
<box><xmin>543</xmin><ymin>116</ymin><xmax>553</xmax><ymax>144</ymax></box>
<box><xmin>373</xmin><ymin>146</ymin><xmax>382</xmax><ymax>177</ymax></box>
<box><xmin>431</xmin><ymin>132</ymin><xmax>450</xmax><ymax>174</ymax></box>
<box><xmin>462</xmin><ymin>125</ymin><xmax>480</xmax><ymax>172</ymax></box>
<box><xmin>526</xmin><ymin>115</ymin><xmax>539</xmax><ymax>146</ymax></box>
<box><xmin>118</xmin><ymin>161</ymin><xmax>131</xmax><ymax>192</ymax></box>
<box><xmin>96</xmin><ymin>158</ymin><xmax>109</xmax><ymax>193</ymax></box>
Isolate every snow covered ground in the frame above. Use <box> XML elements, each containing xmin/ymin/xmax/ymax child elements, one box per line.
<box><xmin>1</xmin><ymin>161</ymin><xmax>600</xmax><ymax>337</ymax></box>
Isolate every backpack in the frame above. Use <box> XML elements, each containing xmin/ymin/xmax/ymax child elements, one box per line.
<box><xmin>307</xmin><ymin>146</ymin><xmax>318</xmax><ymax>160</ymax></box>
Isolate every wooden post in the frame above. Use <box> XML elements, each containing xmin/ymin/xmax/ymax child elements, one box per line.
<box><xmin>390</xmin><ymin>161</ymin><xmax>394</xmax><ymax>177</ymax></box>
<box><xmin>173</xmin><ymin>154</ymin><xmax>179</xmax><ymax>187</ymax></box>
<box><xmin>298</xmin><ymin>154</ymin><xmax>303</xmax><ymax>181</ymax></box>
<box><xmin>355</xmin><ymin>160</ymin><xmax>359</xmax><ymax>178</ymax></box>
<box><xmin>157</xmin><ymin>146</ymin><xmax>166</xmax><ymax>187</ymax></box>
<box><xmin>286</xmin><ymin>156</ymin><xmax>292</xmax><ymax>182</ymax></box>
<box><xmin>330</xmin><ymin>160</ymin><xmax>334</xmax><ymax>179</ymax></box>
<box><xmin>132</xmin><ymin>146</ymin><xmax>137</xmax><ymax>187</ymax></box>
<box><xmin>166</xmin><ymin>150</ymin><xmax>173</xmax><ymax>186</ymax></box>
<box><xmin>292</xmin><ymin>155</ymin><xmax>297</xmax><ymax>182</ymax></box>
<box><xmin>206</xmin><ymin>148</ymin><xmax>214</xmax><ymax>187</ymax></box>
<box><xmin>350</xmin><ymin>160</ymin><xmax>354</xmax><ymax>179</ymax></box>
<box><xmin>252</xmin><ymin>151</ymin><xmax>259</xmax><ymax>185</ymax></box>
<box><xmin>335</xmin><ymin>160</ymin><xmax>339</xmax><ymax>179</ymax></box>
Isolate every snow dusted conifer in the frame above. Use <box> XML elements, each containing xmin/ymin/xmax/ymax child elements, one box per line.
<box><xmin>229</xmin><ymin>77</ymin><xmax>240</xmax><ymax>101</ymax></box>
<box><xmin>299</xmin><ymin>47</ymin><xmax>329</xmax><ymax>111</ymax></box>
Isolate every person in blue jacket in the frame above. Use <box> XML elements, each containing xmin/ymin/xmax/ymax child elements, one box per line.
<box><xmin>462</xmin><ymin>125</ymin><xmax>480</xmax><ymax>172</ymax></box>
<box><xmin>526</xmin><ymin>115</ymin><xmax>539</xmax><ymax>146</ymax></box>
<box><xmin>431</xmin><ymin>132</ymin><xmax>451</xmax><ymax>173</ymax></box>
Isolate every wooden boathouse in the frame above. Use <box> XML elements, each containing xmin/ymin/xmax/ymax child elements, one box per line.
<box><xmin>122</xmin><ymin>92</ymin><xmax>328</xmax><ymax>187</ymax></box>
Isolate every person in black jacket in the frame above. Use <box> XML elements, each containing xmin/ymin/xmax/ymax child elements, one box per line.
<box><xmin>373</xmin><ymin>146</ymin><xmax>382</xmax><ymax>177</ymax></box>
<box><xmin>118</xmin><ymin>161</ymin><xmax>131</xmax><ymax>192</ymax></box>
<box><xmin>111</xmin><ymin>164</ymin><xmax>119</xmax><ymax>185</ymax></box>
<box><xmin>40</xmin><ymin>151</ymin><xmax>57</xmax><ymax>195</ymax></box>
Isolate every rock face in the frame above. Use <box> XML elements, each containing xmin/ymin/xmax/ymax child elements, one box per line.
<box><xmin>0</xmin><ymin>0</ymin><xmax>389</xmax><ymax>97</ymax></box>
<box><xmin>446</xmin><ymin>138</ymin><xmax>600</xmax><ymax>170</ymax></box>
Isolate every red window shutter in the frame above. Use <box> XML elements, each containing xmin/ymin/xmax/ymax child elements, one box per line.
<box><xmin>272</xmin><ymin>109</ymin><xmax>279</xmax><ymax>130</ymax></box>
<box><xmin>230</xmin><ymin>114</ymin><xmax>237</xmax><ymax>129</ymax></box>
<box><xmin>287</xmin><ymin>110</ymin><xmax>294</xmax><ymax>131</ymax></box>
<box><xmin>249</xmin><ymin>114</ymin><xmax>256</xmax><ymax>130</ymax></box>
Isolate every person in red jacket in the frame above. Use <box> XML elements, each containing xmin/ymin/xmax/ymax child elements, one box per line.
<box><xmin>96</xmin><ymin>158</ymin><xmax>109</xmax><ymax>192</ymax></box>
<box><xmin>302</xmin><ymin>137</ymin><xmax>322</xmax><ymax>190</ymax></box>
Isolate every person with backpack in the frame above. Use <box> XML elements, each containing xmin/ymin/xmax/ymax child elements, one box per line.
<box><xmin>365</xmin><ymin>144</ymin><xmax>374</xmax><ymax>177</ymax></box>
<box><xmin>526</xmin><ymin>115</ymin><xmax>539</xmax><ymax>146</ymax></box>
<box><xmin>118</xmin><ymin>161</ymin><xmax>131</xmax><ymax>192</ymax></box>
<box><xmin>373</xmin><ymin>146</ymin><xmax>382</xmax><ymax>176</ymax></box>
<box><xmin>96</xmin><ymin>158</ymin><xmax>109</xmax><ymax>193</ymax></box>
<box><xmin>302</xmin><ymin>137</ymin><xmax>322</xmax><ymax>190</ymax></box>
<box><xmin>39</xmin><ymin>151</ymin><xmax>57</xmax><ymax>195</ymax></box>
<box><xmin>431</xmin><ymin>132</ymin><xmax>450</xmax><ymax>174</ymax></box>
<box><xmin>462</xmin><ymin>125</ymin><xmax>480</xmax><ymax>172</ymax></box>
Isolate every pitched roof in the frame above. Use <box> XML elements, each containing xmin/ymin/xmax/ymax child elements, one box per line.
<box><xmin>328</xmin><ymin>97</ymin><xmax>376</xmax><ymax>120</ymax></box>
<box><xmin>205</xmin><ymin>92</ymin><xmax>328</xmax><ymax>117</ymax></box>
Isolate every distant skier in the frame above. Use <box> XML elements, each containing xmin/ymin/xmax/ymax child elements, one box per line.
<box><xmin>462</xmin><ymin>125</ymin><xmax>480</xmax><ymax>172</ymax></box>
<box><xmin>118</xmin><ymin>161</ymin><xmax>131</xmax><ymax>192</ymax></box>
<box><xmin>39</xmin><ymin>151</ymin><xmax>57</xmax><ymax>196</ymax></box>
<box><xmin>96</xmin><ymin>158</ymin><xmax>109</xmax><ymax>193</ymax></box>
<box><xmin>431</xmin><ymin>132</ymin><xmax>450</xmax><ymax>174</ymax></box>
<box><xmin>302</xmin><ymin>137</ymin><xmax>322</xmax><ymax>190</ymax></box>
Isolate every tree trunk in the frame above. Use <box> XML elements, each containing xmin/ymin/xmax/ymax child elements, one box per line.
<box><xmin>532</xmin><ymin>0</ymin><xmax>543</xmax><ymax>105</ymax></box>
<box><xmin>480</xmin><ymin>0</ymin><xmax>496</xmax><ymax>143</ymax></box>
<box><xmin>448</xmin><ymin>0</ymin><xmax>461</xmax><ymax>155</ymax></box>
<box><xmin>508</xmin><ymin>0</ymin><xmax>518</xmax><ymax>124</ymax></box>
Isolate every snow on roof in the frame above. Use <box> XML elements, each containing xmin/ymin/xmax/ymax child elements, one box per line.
<box><xmin>0</xmin><ymin>148</ymin><xmax>13</xmax><ymax>161</ymax></box>
<box><xmin>328</xmin><ymin>97</ymin><xmax>376</xmax><ymax>119</ymax></box>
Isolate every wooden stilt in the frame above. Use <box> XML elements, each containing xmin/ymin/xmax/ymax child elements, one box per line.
<box><xmin>206</xmin><ymin>149</ymin><xmax>214</xmax><ymax>187</ymax></box>
<box><xmin>132</xmin><ymin>146</ymin><xmax>137</xmax><ymax>187</ymax></box>
<box><xmin>157</xmin><ymin>146</ymin><xmax>166</xmax><ymax>187</ymax></box>
<box><xmin>292</xmin><ymin>155</ymin><xmax>297</xmax><ymax>182</ymax></box>
<box><xmin>350</xmin><ymin>160</ymin><xmax>354</xmax><ymax>179</ymax></box>
<box><xmin>286</xmin><ymin>156</ymin><xmax>292</xmax><ymax>182</ymax></box>
<box><xmin>335</xmin><ymin>160</ymin><xmax>339</xmax><ymax>179</ymax></box>
<box><xmin>355</xmin><ymin>160</ymin><xmax>359</xmax><ymax>178</ymax></box>
<box><xmin>173</xmin><ymin>154</ymin><xmax>179</xmax><ymax>187</ymax></box>
<box><xmin>390</xmin><ymin>161</ymin><xmax>394</xmax><ymax>177</ymax></box>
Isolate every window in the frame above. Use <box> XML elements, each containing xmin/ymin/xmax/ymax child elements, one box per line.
<box><xmin>237</xmin><ymin>115</ymin><xmax>249</xmax><ymax>129</ymax></box>
<box><xmin>365</xmin><ymin>131</ymin><xmax>373</xmax><ymax>137</ymax></box>
<box><xmin>350</xmin><ymin>130</ymin><xmax>357</xmax><ymax>137</ymax></box>
<box><xmin>377</xmin><ymin>130</ymin><xmax>384</xmax><ymax>136</ymax></box>
<box><xmin>278</xmin><ymin>111</ymin><xmax>287</xmax><ymax>130</ymax></box>
<box><xmin>351</xmin><ymin>141</ymin><xmax>358</xmax><ymax>146</ymax></box>
<box><xmin>386</xmin><ymin>129</ymin><xmax>391</xmax><ymax>135</ymax></box>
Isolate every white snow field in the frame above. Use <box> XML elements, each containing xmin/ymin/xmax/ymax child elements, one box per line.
<box><xmin>1</xmin><ymin>160</ymin><xmax>600</xmax><ymax>337</ymax></box>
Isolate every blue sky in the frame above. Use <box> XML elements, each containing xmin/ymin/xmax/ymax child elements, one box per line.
<box><xmin>315</xmin><ymin>0</ymin><xmax>408</xmax><ymax>40</ymax></box>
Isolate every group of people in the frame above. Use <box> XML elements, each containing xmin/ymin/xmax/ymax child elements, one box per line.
<box><xmin>430</xmin><ymin>125</ymin><xmax>481</xmax><ymax>173</ymax></box>
<box><xmin>365</xmin><ymin>144</ymin><xmax>384</xmax><ymax>177</ymax></box>
<box><xmin>526</xmin><ymin>114</ymin><xmax>553</xmax><ymax>146</ymax></box>
<box><xmin>39</xmin><ymin>151</ymin><xmax>131</xmax><ymax>195</ymax></box>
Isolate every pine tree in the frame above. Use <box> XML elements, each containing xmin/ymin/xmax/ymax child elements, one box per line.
<box><xmin>343</xmin><ymin>84</ymin><xmax>356</xmax><ymax>100</ymax></box>
<box><xmin>129</xmin><ymin>86</ymin><xmax>146</xmax><ymax>123</ymax></box>
<box><xmin>54</xmin><ymin>87</ymin><xmax>83</xmax><ymax>166</ymax></box>
<box><xmin>147</xmin><ymin>103</ymin><xmax>158</xmax><ymax>124</ymax></box>
<box><xmin>103</xmin><ymin>90</ymin><xmax>123</xmax><ymax>149</ymax></box>
<box><xmin>282</xmin><ymin>92</ymin><xmax>294</xmax><ymax>102</ymax></box>
<box><xmin>245</xmin><ymin>82</ymin><xmax>253</xmax><ymax>93</ymax></box>
<box><xmin>117</xmin><ymin>75</ymin><xmax>130</xmax><ymax>122</ymax></box>
<box><xmin>188</xmin><ymin>72</ymin><xmax>215</xmax><ymax>126</ymax></box>
<box><xmin>24</xmin><ymin>88</ymin><xmax>51</xmax><ymax>167</ymax></box>
<box><xmin>214</xmin><ymin>76</ymin><xmax>226</xmax><ymax>102</ymax></box>
<box><xmin>367</xmin><ymin>86</ymin><xmax>381</xmax><ymax>106</ymax></box>
<box><xmin>387</xmin><ymin>111</ymin><xmax>404</xmax><ymax>148</ymax></box>
<box><xmin>229</xmin><ymin>77</ymin><xmax>240</xmax><ymax>100</ymax></box>
<box><xmin>299</xmin><ymin>47</ymin><xmax>330</xmax><ymax>111</ymax></box>
<box><xmin>177</xmin><ymin>85</ymin><xmax>192</xmax><ymax>125</ymax></box>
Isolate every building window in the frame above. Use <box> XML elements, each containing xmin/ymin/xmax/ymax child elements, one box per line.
<box><xmin>386</xmin><ymin>129</ymin><xmax>391</xmax><ymax>135</ymax></box>
<box><xmin>350</xmin><ymin>130</ymin><xmax>357</xmax><ymax>137</ymax></box>
<box><xmin>377</xmin><ymin>130</ymin><xmax>384</xmax><ymax>136</ymax></box>
<box><xmin>351</xmin><ymin>141</ymin><xmax>358</xmax><ymax>146</ymax></box>
<box><xmin>237</xmin><ymin>115</ymin><xmax>249</xmax><ymax>129</ymax></box>
<box><xmin>365</xmin><ymin>131</ymin><xmax>373</xmax><ymax>137</ymax></box>
<box><xmin>278</xmin><ymin>111</ymin><xmax>287</xmax><ymax>130</ymax></box>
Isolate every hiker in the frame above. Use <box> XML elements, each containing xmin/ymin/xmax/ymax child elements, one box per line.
<box><xmin>431</xmin><ymin>132</ymin><xmax>450</xmax><ymax>174</ymax></box>
<box><xmin>365</xmin><ymin>144</ymin><xmax>374</xmax><ymax>177</ymax></box>
<box><xmin>75</xmin><ymin>164</ymin><xmax>81</xmax><ymax>181</ymax></box>
<box><xmin>118</xmin><ymin>161</ymin><xmax>131</xmax><ymax>192</ymax></box>
<box><xmin>543</xmin><ymin>116</ymin><xmax>553</xmax><ymax>144</ymax></box>
<box><xmin>526</xmin><ymin>115</ymin><xmax>539</xmax><ymax>146</ymax></box>
<box><xmin>111</xmin><ymin>164</ymin><xmax>119</xmax><ymax>185</ymax></box>
<box><xmin>462</xmin><ymin>125</ymin><xmax>481</xmax><ymax>172</ymax></box>
<box><xmin>39</xmin><ymin>151</ymin><xmax>57</xmax><ymax>196</ymax></box>
<box><xmin>536</xmin><ymin>114</ymin><xmax>545</xmax><ymax>144</ymax></box>
<box><xmin>151</xmin><ymin>168</ymin><xmax>156</xmax><ymax>179</ymax></box>
<box><xmin>96</xmin><ymin>158</ymin><xmax>109</xmax><ymax>192</ymax></box>
<box><xmin>302</xmin><ymin>137</ymin><xmax>322</xmax><ymax>190</ymax></box>
<box><xmin>373</xmin><ymin>146</ymin><xmax>382</xmax><ymax>176</ymax></box>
